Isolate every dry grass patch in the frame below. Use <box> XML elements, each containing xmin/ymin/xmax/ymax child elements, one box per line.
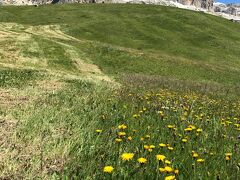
<box><xmin>0</xmin><ymin>89</ymin><xmax>30</xmax><ymax>108</ymax></box>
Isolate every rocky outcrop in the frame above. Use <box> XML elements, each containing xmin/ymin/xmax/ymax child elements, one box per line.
<box><xmin>214</xmin><ymin>3</ymin><xmax>240</xmax><ymax>17</ymax></box>
<box><xmin>0</xmin><ymin>0</ymin><xmax>213</xmax><ymax>9</ymax></box>
<box><xmin>177</xmin><ymin>0</ymin><xmax>213</xmax><ymax>10</ymax></box>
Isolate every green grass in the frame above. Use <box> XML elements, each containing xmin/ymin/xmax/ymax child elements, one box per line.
<box><xmin>0</xmin><ymin>4</ymin><xmax>240</xmax><ymax>86</ymax></box>
<box><xmin>0</xmin><ymin>4</ymin><xmax>239</xmax><ymax>180</ymax></box>
<box><xmin>0</xmin><ymin>68</ymin><xmax>42</xmax><ymax>88</ymax></box>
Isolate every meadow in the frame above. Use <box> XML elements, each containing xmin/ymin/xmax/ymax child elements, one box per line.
<box><xmin>0</xmin><ymin>4</ymin><xmax>239</xmax><ymax>179</ymax></box>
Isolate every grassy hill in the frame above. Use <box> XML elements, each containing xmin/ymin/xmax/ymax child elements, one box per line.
<box><xmin>0</xmin><ymin>4</ymin><xmax>239</xmax><ymax>179</ymax></box>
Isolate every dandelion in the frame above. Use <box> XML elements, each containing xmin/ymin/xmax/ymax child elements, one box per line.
<box><xmin>185</xmin><ymin>125</ymin><xmax>196</xmax><ymax>132</ymax></box>
<box><xmin>165</xmin><ymin>175</ymin><xmax>175</xmax><ymax>180</ymax></box>
<box><xmin>167</xmin><ymin>125</ymin><xmax>175</xmax><ymax>129</ymax></box>
<box><xmin>165</xmin><ymin>160</ymin><xmax>171</xmax><ymax>164</ymax></box>
<box><xmin>133</xmin><ymin>114</ymin><xmax>140</xmax><ymax>118</ymax></box>
<box><xmin>192</xmin><ymin>151</ymin><xmax>199</xmax><ymax>158</ymax></box>
<box><xmin>165</xmin><ymin>166</ymin><xmax>174</xmax><ymax>173</ymax></box>
<box><xmin>144</xmin><ymin>145</ymin><xmax>149</xmax><ymax>150</ymax></box>
<box><xmin>226</xmin><ymin>156</ymin><xmax>230</xmax><ymax>161</ymax></box>
<box><xmin>225</xmin><ymin>153</ymin><xmax>232</xmax><ymax>161</ymax></box>
<box><xmin>149</xmin><ymin>145</ymin><xmax>155</xmax><ymax>149</ymax></box>
<box><xmin>196</xmin><ymin>128</ymin><xmax>203</xmax><ymax>133</ymax></box>
<box><xmin>121</xmin><ymin>153</ymin><xmax>134</xmax><ymax>161</ymax></box>
<box><xmin>118</xmin><ymin>132</ymin><xmax>126</xmax><ymax>136</ymax></box>
<box><xmin>159</xmin><ymin>143</ymin><xmax>167</xmax><ymax>147</ymax></box>
<box><xmin>96</xmin><ymin>129</ymin><xmax>102</xmax><ymax>133</ymax></box>
<box><xmin>158</xmin><ymin>111</ymin><xmax>164</xmax><ymax>116</ymax></box>
<box><xmin>118</xmin><ymin>124</ymin><xmax>127</xmax><ymax>130</ymax></box>
<box><xmin>189</xmin><ymin>125</ymin><xmax>196</xmax><ymax>130</ymax></box>
<box><xmin>103</xmin><ymin>166</ymin><xmax>114</xmax><ymax>173</ymax></box>
<box><xmin>225</xmin><ymin>153</ymin><xmax>232</xmax><ymax>156</ymax></box>
<box><xmin>156</xmin><ymin>154</ymin><xmax>166</xmax><ymax>161</ymax></box>
<box><xmin>137</xmin><ymin>157</ymin><xmax>147</xmax><ymax>164</ymax></box>
<box><xmin>174</xmin><ymin>169</ymin><xmax>179</xmax><ymax>174</ymax></box>
<box><xmin>127</xmin><ymin>136</ymin><xmax>132</xmax><ymax>141</ymax></box>
<box><xmin>159</xmin><ymin>167</ymin><xmax>166</xmax><ymax>173</ymax></box>
<box><xmin>197</xmin><ymin>159</ymin><xmax>205</xmax><ymax>163</ymax></box>
<box><xmin>115</xmin><ymin>138</ymin><xmax>122</xmax><ymax>142</ymax></box>
<box><xmin>182</xmin><ymin>138</ymin><xmax>188</xmax><ymax>143</ymax></box>
<box><xmin>184</xmin><ymin>127</ymin><xmax>193</xmax><ymax>132</ymax></box>
<box><xmin>168</xmin><ymin>147</ymin><xmax>174</xmax><ymax>151</ymax></box>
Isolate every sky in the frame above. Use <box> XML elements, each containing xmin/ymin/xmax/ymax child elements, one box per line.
<box><xmin>217</xmin><ymin>0</ymin><xmax>240</xmax><ymax>3</ymax></box>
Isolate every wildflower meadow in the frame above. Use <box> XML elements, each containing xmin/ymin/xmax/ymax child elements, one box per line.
<box><xmin>94</xmin><ymin>89</ymin><xmax>240</xmax><ymax>179</ymax></box>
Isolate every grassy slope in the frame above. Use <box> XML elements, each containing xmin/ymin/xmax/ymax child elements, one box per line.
<box><xmin>0</xmin><ymin>4</ymin><xmax>240</xmax><ymax>179</ymax></box>
<box><xmin>0</xmin><ymin>4</ymin><xmax>240</xmax><ymax>86</ymax></box>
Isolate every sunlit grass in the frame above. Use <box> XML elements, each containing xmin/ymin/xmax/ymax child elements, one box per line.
<box><xmin>0</xmin><ymin>4</ymin><xmax>239</xmax><ymax>180</ymax></box>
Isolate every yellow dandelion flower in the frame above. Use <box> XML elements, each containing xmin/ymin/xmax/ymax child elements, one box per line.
<box><xmin>192</xmin><ymin>152</ymin><xmax>199</xmax><ymax>158</ymax></box>
<box><xmin>167</xmin><ymin>125</ymin><xmax>175</xmax><ymax>129</ymax></box>
<box><xmin>234</xmin><ymin>124</ymin><xmax>240</xmax><ymax>128</ymax></box>
<box><xmin>165</xmin><ymin>160</ymin><xmax>171</xmax><ymax>164</ymax></box>
<box><xmin>184</xmin><ymin>127</ymin><xmax>193</xmax><ymax>132</ymax></box>
<box><xmin>150</xmin><ymin>145</ymin><xmax>155</xmax><ymax>149</ymax></box>
<box><xmin>115</xmin><ymin>138</ymin><xmax>122</xmax><ymax>142</ymax></box>
<box><xmin>158</xmin><ymin>111</ymin><xmax>164</xmax><ymax>116</ymax></box>
<box><xmin>156</xmin><ymin>154</ymin><xmax>166</xmax><ymax>161</ymax></box>
<box><xmin>96</xmin><ymin>129</ymin><xmax>102</xmax><ymax>133</ymax></box>
<box><xmin>165</xmin><ymin>175</ymin><xmax>176</xmax><ymax>180</ymax></box>
<box><xmin>121</xmin><ymin>153</ymin><xmax>134</xmax><ymax>161</ymax></box>
<box><xmin>144</xmin><ymin>145</ymin><xmax>149</xmax><ymax>150</ymax></box>
<box><xmin>148</xmin><ymin>148</ymin><xmax>153</xmax><ymax>152</ymax></box>
<box><xmin>196</xmin><ymin>128</ymin><xmax>203</xmax><ymax>133</ymax></box>
<box><xmin>127</xmin><ymin>136</ymin><xmax>132</xmax><ymax>141</ymax></box>
<box><xmin>137</xmin><ymin>157</ymin><xmax>147</xmax><ymax>164</ymax></box>
<box><xmin>165</xmin><ymin>166</ymin><xmax>174</xmax><ymax>173</ymax></box>
<box><xmin>133</xmin><ymin>114</ymin><xmax>140</xmax><ymax>118</ymax></box>
<box><xmin>118</xmin><ymin>124</ymin><xmax>127</xmax><ymax>130</ymax></box>
<box><xmin>225</xmin><ymin>153</ymin><xmax>232</xmax><ymax>160</ymax></box>
<box><xmin>159</xmin><ymin>167</ymin><xmax>166</xmax><ymax>173</ymax></box>
<box><xmin>182</xmin><ymin>138</ymin><xmax>188</xmax><ymax>143</ymax></box>
<box><xmin>118</xmin><ymin>132</ymin><xmax>126</xmax><ymax>136</ymax></box>
<box><xmin>226</xmin><ymin>156</ymin><xmax>231</xmax><ymax>161</ymax></box>
<box><xmin>174</xmin><ymin>169</ymin><xmax>179</xmax><ymax>174</ymax></box>
<box><xmin>189</xmin><ymin>125</ymin><xmax>196</xmax><ymax>130</ymax></box>
<box><xmin>197</xmin><ymin>159</ymin><xmax>205</xmax><ymax>163</ymax></box>
<box><xmin>103</xmin><ymin>166</ymin><xmax>114</xmax><ymax>173</ymax></box>
<box><xmin>159</xmin><ymin>143</ymin><xmax>167</xmax><ymax>147</ymax></box>
<box><xmin>225</xmin><ymin>153</ymin><xmax>232</xmax><ymax>156</ymax></box>
<box><xmin>140</xmin><ymin>137</ymin><xmax>145</xmax><ymax>141</ymax></box>
<box><xmin>168</xmin><ymin>147</ymin><xmax>174</xmax><ymax>151</ymax></box>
